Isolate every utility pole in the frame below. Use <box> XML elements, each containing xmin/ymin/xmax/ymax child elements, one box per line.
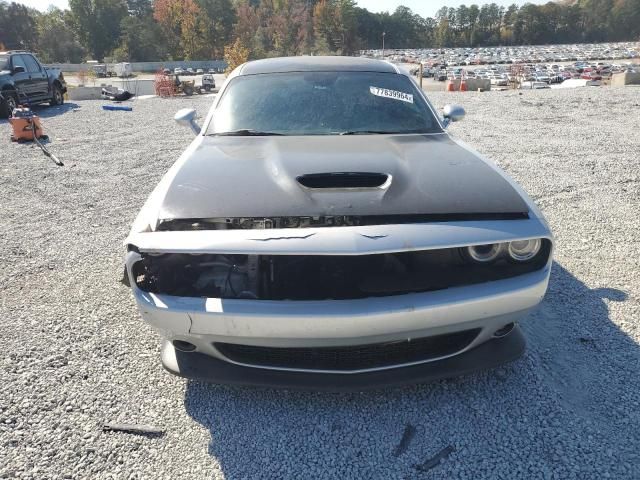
<box><xmin>382</xmin><ymin>32</ymin><xmax>386</xmax><ymax>58</ymax></box>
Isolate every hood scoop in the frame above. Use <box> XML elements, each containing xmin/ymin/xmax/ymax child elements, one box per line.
<box><xmin>296</xmin><ymin>172</ymin><xmax>390</xmax><ymax>189</ymax></box>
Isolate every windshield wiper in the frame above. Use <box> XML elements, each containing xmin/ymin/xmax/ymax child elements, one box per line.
<box><xmin>338</xmin><ymin>130</ymin><xmax>421</xmax><ymax>135</ymax></box>
<box><xmin>211</xmin><ymin>129</ymin><xmax>284</xmax><ymax>136</ymax></box>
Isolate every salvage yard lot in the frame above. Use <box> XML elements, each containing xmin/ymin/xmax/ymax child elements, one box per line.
<box><xmin>1</xmin><ymin>89</ymin><xmax>639</xmax><ymax>479</ymax></box>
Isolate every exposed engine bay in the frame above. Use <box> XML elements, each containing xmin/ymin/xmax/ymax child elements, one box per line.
<box><xmin>132</xmin><ymin>244</ymin><xmax>550</xmax><ymax>301</ymax></box>
<box><xmin>157</xmin><ymin>216</ymin><xmax>362</xmax><ymax>231</ymax></box>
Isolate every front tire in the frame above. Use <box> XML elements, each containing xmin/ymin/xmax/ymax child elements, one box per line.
<box><xmin>0</xmin><ymin>90</ymin><xmax>18</xmax><ymax>118</ymax></box>
<box><xmin>50</xmin><ymin>84</ymin><xmax>64</xmax><ymax>106</ymax></box>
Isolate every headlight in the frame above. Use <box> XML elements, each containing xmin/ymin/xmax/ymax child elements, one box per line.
<box><xmin>507</xmin><ymin>238</ymin><xmax>541</xmax><ymax>262</ymax></box>
<box><xmin>465</xmin><ymin>243</ymin><xmax>503</xmax><ymax>263</ymax></box>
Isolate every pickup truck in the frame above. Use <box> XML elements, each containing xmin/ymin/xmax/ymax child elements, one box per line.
<box><xmin>0</xmin><ymin>50</ymin><xmax>67</xmax><ymax>118</ymax></box>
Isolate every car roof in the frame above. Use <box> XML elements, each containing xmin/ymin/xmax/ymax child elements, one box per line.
<box><xmin>239</xmin><ymin>56</ymin><xmax>399</xmax><ymax>76</ymax></box>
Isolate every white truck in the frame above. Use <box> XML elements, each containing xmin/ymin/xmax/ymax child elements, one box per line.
<box><xmin>114</xmin><ymin>62</ymin><xmax>133</xmax><ymax>78</ymax></box>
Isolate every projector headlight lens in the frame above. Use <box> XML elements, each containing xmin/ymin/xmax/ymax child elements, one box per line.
<box><xmin>508</xmin><ymin>238</ymin><xmax>541</xmax><ymax>262</ymax></box>
<box><xmin>466</xmin><ymin>243</ymin><xmax>503</xmax><ymax>263</ymax></box>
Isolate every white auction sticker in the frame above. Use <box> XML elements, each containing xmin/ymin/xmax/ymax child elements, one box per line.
<box><xmin>369</xmin><ymin>86</ymin><xmax>413</xmax><ymax>103</ymax></box>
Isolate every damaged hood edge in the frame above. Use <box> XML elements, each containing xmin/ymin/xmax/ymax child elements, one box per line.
<box><xmin>127</xmin><ymin>218</ymin><xmax>552</xmax><ymax>256</ymax></box>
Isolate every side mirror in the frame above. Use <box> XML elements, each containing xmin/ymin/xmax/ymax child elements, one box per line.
<box><xmin>174</xmin><ymin>108</ymin><xmax>201</xmax><ymax>135</ymax></box>
<box><xmin>13</xmin><ymin>65</ymin><xmax>26</xmax><ymax>74</ymax></box>
<box><xmin>442</xmin><ymin>104</ymin><xmax>465</xmax><ymax>127</ymax></box>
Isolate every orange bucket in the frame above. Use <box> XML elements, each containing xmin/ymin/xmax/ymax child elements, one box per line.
<box><xmin>9</xmin><ymin>114</ymin><xmax>44</xmax><ymax>142</ymax></box>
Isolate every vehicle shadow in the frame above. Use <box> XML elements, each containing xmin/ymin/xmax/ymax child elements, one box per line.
<box><xmin>32</xmin><ymin>102</ymin><xmax>80</xmax><ymax>118</ymax></box>
<box><xmin>183</xmin><ymin>261</ymin><xmax>639</xmax><ymax>478</ymax></box>
<box><xmin>0</xmin><ymin>103</ymin><xmax>80</xmax><ymax>124</ymax></box>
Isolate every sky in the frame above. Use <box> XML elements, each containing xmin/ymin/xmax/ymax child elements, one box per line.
<box><xmin>357</xmin><ymin>0</ymin><xmax>544</xmax><ymax>17</ymax></box>
<box><xmin>16</xmin><ymin>0</ymin><xmax>543</xmax><ymax>17</ymax></box>
<box><xmin>14</xmin><ymin>0</ymin><xmax>67</xmax><ymax>11</ymax></box>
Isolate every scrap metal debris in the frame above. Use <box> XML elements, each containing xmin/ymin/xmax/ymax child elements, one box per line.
<box><xmin>33</xmin><ymin>131</ymin><xmax>64</xmax><ymax>166</ymax></box>
<box><xmin>102</xmin><ymin>422</ymin><xmax>164</xmax><ymax>437</ymax></box>
<box><xmin>393</xmin><ymin>423</ymin><xmax>417</xmax><ymax>457</ymax></box>
<box><xmin>414</xmin><ymin>445</ymin><xmax>455</xmax><ymax>472</ymax></box>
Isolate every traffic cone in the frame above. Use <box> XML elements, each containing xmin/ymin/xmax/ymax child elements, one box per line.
<box><xmin>459</xmin><ymin>77</ymin><xmax>468</xmax><ymax>92</ymax></box>
<box><xmin>446</xmin><ymin>80</ymin><xmax>455</xmax><ymax>92</ymax></box>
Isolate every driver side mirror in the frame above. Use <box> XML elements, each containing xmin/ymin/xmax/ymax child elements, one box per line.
<box><xmin>174</xmin><ymin>108</ymin><xmax>201</xmax><ymax>135</ymax></box>
<box><xmin>442</xmin><ymin>104</ymin><xmax>465</xmax><ymax>127</ymax></box>
<box><xmin>13</xmin><ymin>65</ymin><xmax>26</xmax><ymax>74</ymax></box>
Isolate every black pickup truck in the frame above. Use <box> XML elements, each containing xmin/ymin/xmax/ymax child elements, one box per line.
<box><xmin>0</xmin><ymin>50</ymin><xmax>67</xmax><ymax>118</ymax></box>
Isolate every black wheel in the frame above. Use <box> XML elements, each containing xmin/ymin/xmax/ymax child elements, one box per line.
<box><xmin>183</xmin><ymin>85</ymin><xmax>194</xmax><ymax>96</ymax></box>
<box><xmin>0</xmin><ymin>90</ymin><xmax>17</xmax><ymax>118</ymax></box>
<box><xmin>203</xmin><ymin>84</ymin><xmax>211</xmax><ymax>92</ymax></box>
<box><xmin>50</xmin><ymin>84</ymin><xmax>64</xmax><ymax>106</ymax></box>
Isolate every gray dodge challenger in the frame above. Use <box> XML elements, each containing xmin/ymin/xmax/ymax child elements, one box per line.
<box><xmin>125</xmin><ymin>56</ymin><xmax>553</xmax><ymax>390</ymax></box>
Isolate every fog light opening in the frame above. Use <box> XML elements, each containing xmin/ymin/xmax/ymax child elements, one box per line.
<box><xmin>173</xmin><ymin>340</ymin><xmax>197</xmax><ymax>352</ymax></box>
<box><xmin>493</xmin><ymin>323</ymin><xmax>515</xmax><ymax>338</ymax></box>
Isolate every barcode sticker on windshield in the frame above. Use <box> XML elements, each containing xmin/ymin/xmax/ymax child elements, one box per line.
<box><xmin>369</xmin><ymin>86</ymin><xmax>413</xmax><ymax>103</ymax></box>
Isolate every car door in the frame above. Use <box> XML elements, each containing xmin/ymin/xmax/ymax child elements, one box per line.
<box><xmin>21</xmin><ymin>54</ymin><xmax>49</xmax><ymax>101</ymax></box>
<box><xmin>9</xmin><ymin>55</ymin><xmax>32</xmax><ymax>103</ymax></box>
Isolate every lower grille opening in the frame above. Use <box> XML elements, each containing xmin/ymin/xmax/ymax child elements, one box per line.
<box><xmin>214</xmin><ymin>329</ymin><xmax>481</xmax><ymax>371</ymax></box>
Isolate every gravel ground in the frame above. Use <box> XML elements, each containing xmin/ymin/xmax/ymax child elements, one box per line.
<box><xmin>1</xmin><ymin>87</ymin><xmax>639</xmax><ymax>479</ymax></box>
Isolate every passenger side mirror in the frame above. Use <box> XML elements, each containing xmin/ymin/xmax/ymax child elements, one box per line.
<box><xmin>174</xmin><ymin>108</ymin><xmax>201</xmax><ymax>135</ymax></box>
<box><xmin>442</xmin><ymin>104</ymin><xmax>465</xmax><ymax>127</ymax></box>
<box><xmin>13</xmin><ymin>66</ymin><xmax>26</xmax><ymax>74</ymax></box>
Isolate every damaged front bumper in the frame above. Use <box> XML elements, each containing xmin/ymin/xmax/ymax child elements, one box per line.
<box><xmin>159</xmin><ymin>327</ymin><xmax>527</xmax><ymax>391</ymax></box>
<box><xmin>125</xmin><ymin>219</ymin><xmax>552</xmax><ymax>385</ymax></box>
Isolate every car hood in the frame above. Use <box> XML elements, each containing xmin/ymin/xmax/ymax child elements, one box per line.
<box><xmin>156</xmin><ymin>133</ymin><xmax>528</xmax><ymax>220</ymax></box>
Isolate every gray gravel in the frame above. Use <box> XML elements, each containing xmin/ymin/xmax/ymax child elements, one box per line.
<box><xmin>1</xmin><ymin>87</ymin><xmax>639</xmax><ymax>479</ymax></box>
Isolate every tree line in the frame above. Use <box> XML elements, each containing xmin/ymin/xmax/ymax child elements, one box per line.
<box><xmin>0</xmin><ymin>0</ymin><xmax>639</xmax><ymax>65</ymax></box>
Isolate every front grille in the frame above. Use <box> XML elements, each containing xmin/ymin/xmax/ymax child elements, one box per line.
<box><xmin>134</xmin><ymin>239</ymin><xmax>552</xmax><ymax>300</ymax></box>
<box><xmin>214</xmin><ymin>329</ymin><xmax>480</xmax><ymax>372</ymax></box>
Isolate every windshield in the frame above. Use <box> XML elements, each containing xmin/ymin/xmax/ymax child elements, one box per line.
<box><xmin>208</xmin><ymin>71</ymin><xmax>442</xmax><ymax>136</ymax></box>
<box><xmin>0</xmin><ymin>55</ymin><xmax>9</xmax><ymax>71</ymax></box>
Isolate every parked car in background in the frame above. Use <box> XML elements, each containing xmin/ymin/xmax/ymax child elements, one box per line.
<box><xmin>88</xmin><ymin>63</ymin><xmax>113</xmax><ymax>78</ymax></box>
<box><xmin>581</xmin><ymin>71</ymin><xmax>602</xmax><ymax>80</ymax></box>
<box><xmin>201</xmin><ymin>73</ymin><xmax>216</xmax><ymax>91</ymax></box>
<box><xmin>0</xmin><ymin>50</ymin><xmax>67</xmax><ymax>118</ymax></box>
<box><xmin>175</xmin><ymin>67</ymin><xmax>185</xmax><ymax>75</ymax></box>
<box><xmin>125</xmin><ymin>56</ymin><xmax>553</xmax><ymax>389</ymax></box>
<box><xmin>534</xmin><ymin>72</ymin><xmax>550</xmax><ymax>83</ymax></box>
<box><xmin>520</xmin><ymin>80</ymin><xmax>550</xmax><ymax>89</ymax></box>
<box><xmin>490</xmin><ymin>74</ymin><xmax>508</xmax><ymax>86</ymax></box>
<box><xmin>186</xmin><ymin>67</ymin><xmax>195</xmax><ymax>76</ymax></box>
<box><xmin>196</xmin><ymin>68</ymin><xmax>204</xmax><ymax>74</ymax></box>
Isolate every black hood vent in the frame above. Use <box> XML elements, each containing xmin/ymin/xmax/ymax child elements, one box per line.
<box><xmin>296</xmin><ymin>172</ymin><xmax>389</xmax><ymax>189</ymax></box>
